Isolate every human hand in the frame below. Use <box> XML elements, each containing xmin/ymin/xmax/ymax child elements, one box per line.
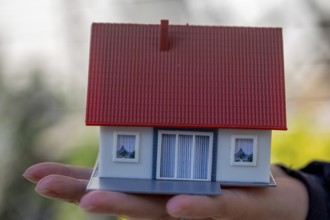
<box><xmin>24</xmin><ymin>163</ymin><xmax>308</xmax><ymax>220</ymax></box>
<box><xmin>166</xmin><ymin>166</ymin><xmax>308</xmax><ymax>220</ymax></box>
<box><xmin>23</xmin><ymin>162</ymin><xmax>173</xmax><ymax>219</ymax></box>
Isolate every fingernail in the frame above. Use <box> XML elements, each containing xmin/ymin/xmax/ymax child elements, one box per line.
<box><xmin>35</xmin><ymin>186</ymin><xmax>50</xmax><ymax>194</ymax></box>
<box><xmin>80</xmin><ymin>202</ymin><xmax>96</xmax><ymax>212</ymax></box>
<box><xmin>23</xmin><ymin>170</ymin><xmax>38</xmax><ymax>183</ymax></box>
<box><xmin>80</xmin><ymin>194</ymin><xmax>98</xmax><ymax>212</ymax></box>
<box><xmin>35</xmin><ymin>178</ymin><xmax>52</xmax><ymax>194</ymax></box>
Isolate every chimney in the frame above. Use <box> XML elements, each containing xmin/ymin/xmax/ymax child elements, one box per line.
<box><xmin>160</xmin><ymin>20</ymin><xmax>170</xmax><ymax>51</ymax></box>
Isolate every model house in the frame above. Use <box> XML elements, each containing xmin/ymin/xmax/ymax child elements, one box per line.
<box><xmin>86</xmin><ymin>20</ymin><xmax>286</xmax><ymax>195</ymax></box>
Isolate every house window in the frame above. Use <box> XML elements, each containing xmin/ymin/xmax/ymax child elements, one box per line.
<box><xmin>231</xmin><ymin>135</ymin><xmax>257</xmax><ymax>166</ymax></box>
<box><xmin>157</xmin><ymin>131</ymin><xmax>213</xmax><ymax>181</ymax></box>
<box><xmin>113</xmin><ymin>132</ymin><xmax>139</xmax><ymax>163</ymax></box>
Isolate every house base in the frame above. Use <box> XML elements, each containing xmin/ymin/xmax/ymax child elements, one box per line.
<box><xmin>88</xmin><ymin>177</ymin><xmax>222</xmax><ymax>195</ymax></box>
<box><xmin>87</xmin><ymin>163</ymin><xmax>276</xmax><ymax>195</ymax></box>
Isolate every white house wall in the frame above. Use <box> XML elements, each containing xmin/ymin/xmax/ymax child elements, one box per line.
<box><xmin>216</xmin><ymin>129</ymin><xmax>272</xmax><ymax>183</ymax></box>
<box><xmin>99</xmin><ymin>126</ymin><xmax>154</xmax><ymax>179</ymax></box>
<box><xmin>99</xmin><ymin>126</ymin><xmax>272</xmax><ymax>184</ymax></box>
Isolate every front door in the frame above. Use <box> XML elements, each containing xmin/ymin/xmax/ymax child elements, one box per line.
<box><xmin>156</xmin><ymin>130</ymin><xmax>213</xmax><ymax>181</ymax></box>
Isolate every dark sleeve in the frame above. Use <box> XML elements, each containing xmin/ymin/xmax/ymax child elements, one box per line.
<box><xmin>277</xmin><ymin>161</ymin><xmax>330</xmax><ymax>220</ymax></box>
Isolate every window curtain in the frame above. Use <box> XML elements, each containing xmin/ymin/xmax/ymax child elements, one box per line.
<box><xmin>117</xmin><ymin>135</ymin><xmax>136</xmax><ymax>154</ymax></box>
<box><xmin>160</xmin><ymin>134</ymin><xmax>176</xmax><ymax>178</ymax></box>
<box><xmin>159</xmin><ymin>133</ymin><xmax>210</xmax><ymax>180</ymax></box>
<box><xmin>235</xmin><ymin>138</ymin><xmax>253</xmax><ymax>155</ymax></box>
<box><xmin>194</xmin><ymin>135</ymin><xmax>209</xmax><ymax>179</ymax></box>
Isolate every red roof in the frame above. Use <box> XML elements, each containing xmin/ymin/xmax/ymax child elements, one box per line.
<box><xmin>86</xmin><ymin>21</ymin><xmax>287</xmax><ymax>130</ymax></box>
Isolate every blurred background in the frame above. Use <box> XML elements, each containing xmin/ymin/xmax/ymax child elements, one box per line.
<box><xmin>0</xmin><ymin>0</ymin><xmax>329</xmax><ymax>219</ymax></box>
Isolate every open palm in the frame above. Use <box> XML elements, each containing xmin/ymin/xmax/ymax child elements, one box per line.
<box><xmin>24</xmin><ymin>162</ymin><xmax>308</xmax><ymax>220</ymax></box>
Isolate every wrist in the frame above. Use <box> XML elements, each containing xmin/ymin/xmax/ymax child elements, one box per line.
<box><xmin>276</xmin><ymin>164</ymin><xmax>328</xmax><ymax>220</ymax></box>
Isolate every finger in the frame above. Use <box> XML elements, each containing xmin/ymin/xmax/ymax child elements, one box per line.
<box><xmin>80</xmin><ymin>191</ymin><xmax>173</xmax><ymax>219</ymax></box>
<box><xmin>23</xmin><ymin>162</ymin><xmax>92</xmax><ymax>183</ymax></box>
<box><xmin>36</xmin><ymin>174</ymin><xmax>88</xmax><ymax>204</ymax></box>
<box><xmin>167</xmin><ymin>190</ymin><xmax>244</xmax><ymax>219</ymax></box>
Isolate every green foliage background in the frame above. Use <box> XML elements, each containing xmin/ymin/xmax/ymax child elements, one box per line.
<box><xmin>272</xmin><ymin>120</ymin><xmax>330</xmax><ymax>169</ymax></box>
